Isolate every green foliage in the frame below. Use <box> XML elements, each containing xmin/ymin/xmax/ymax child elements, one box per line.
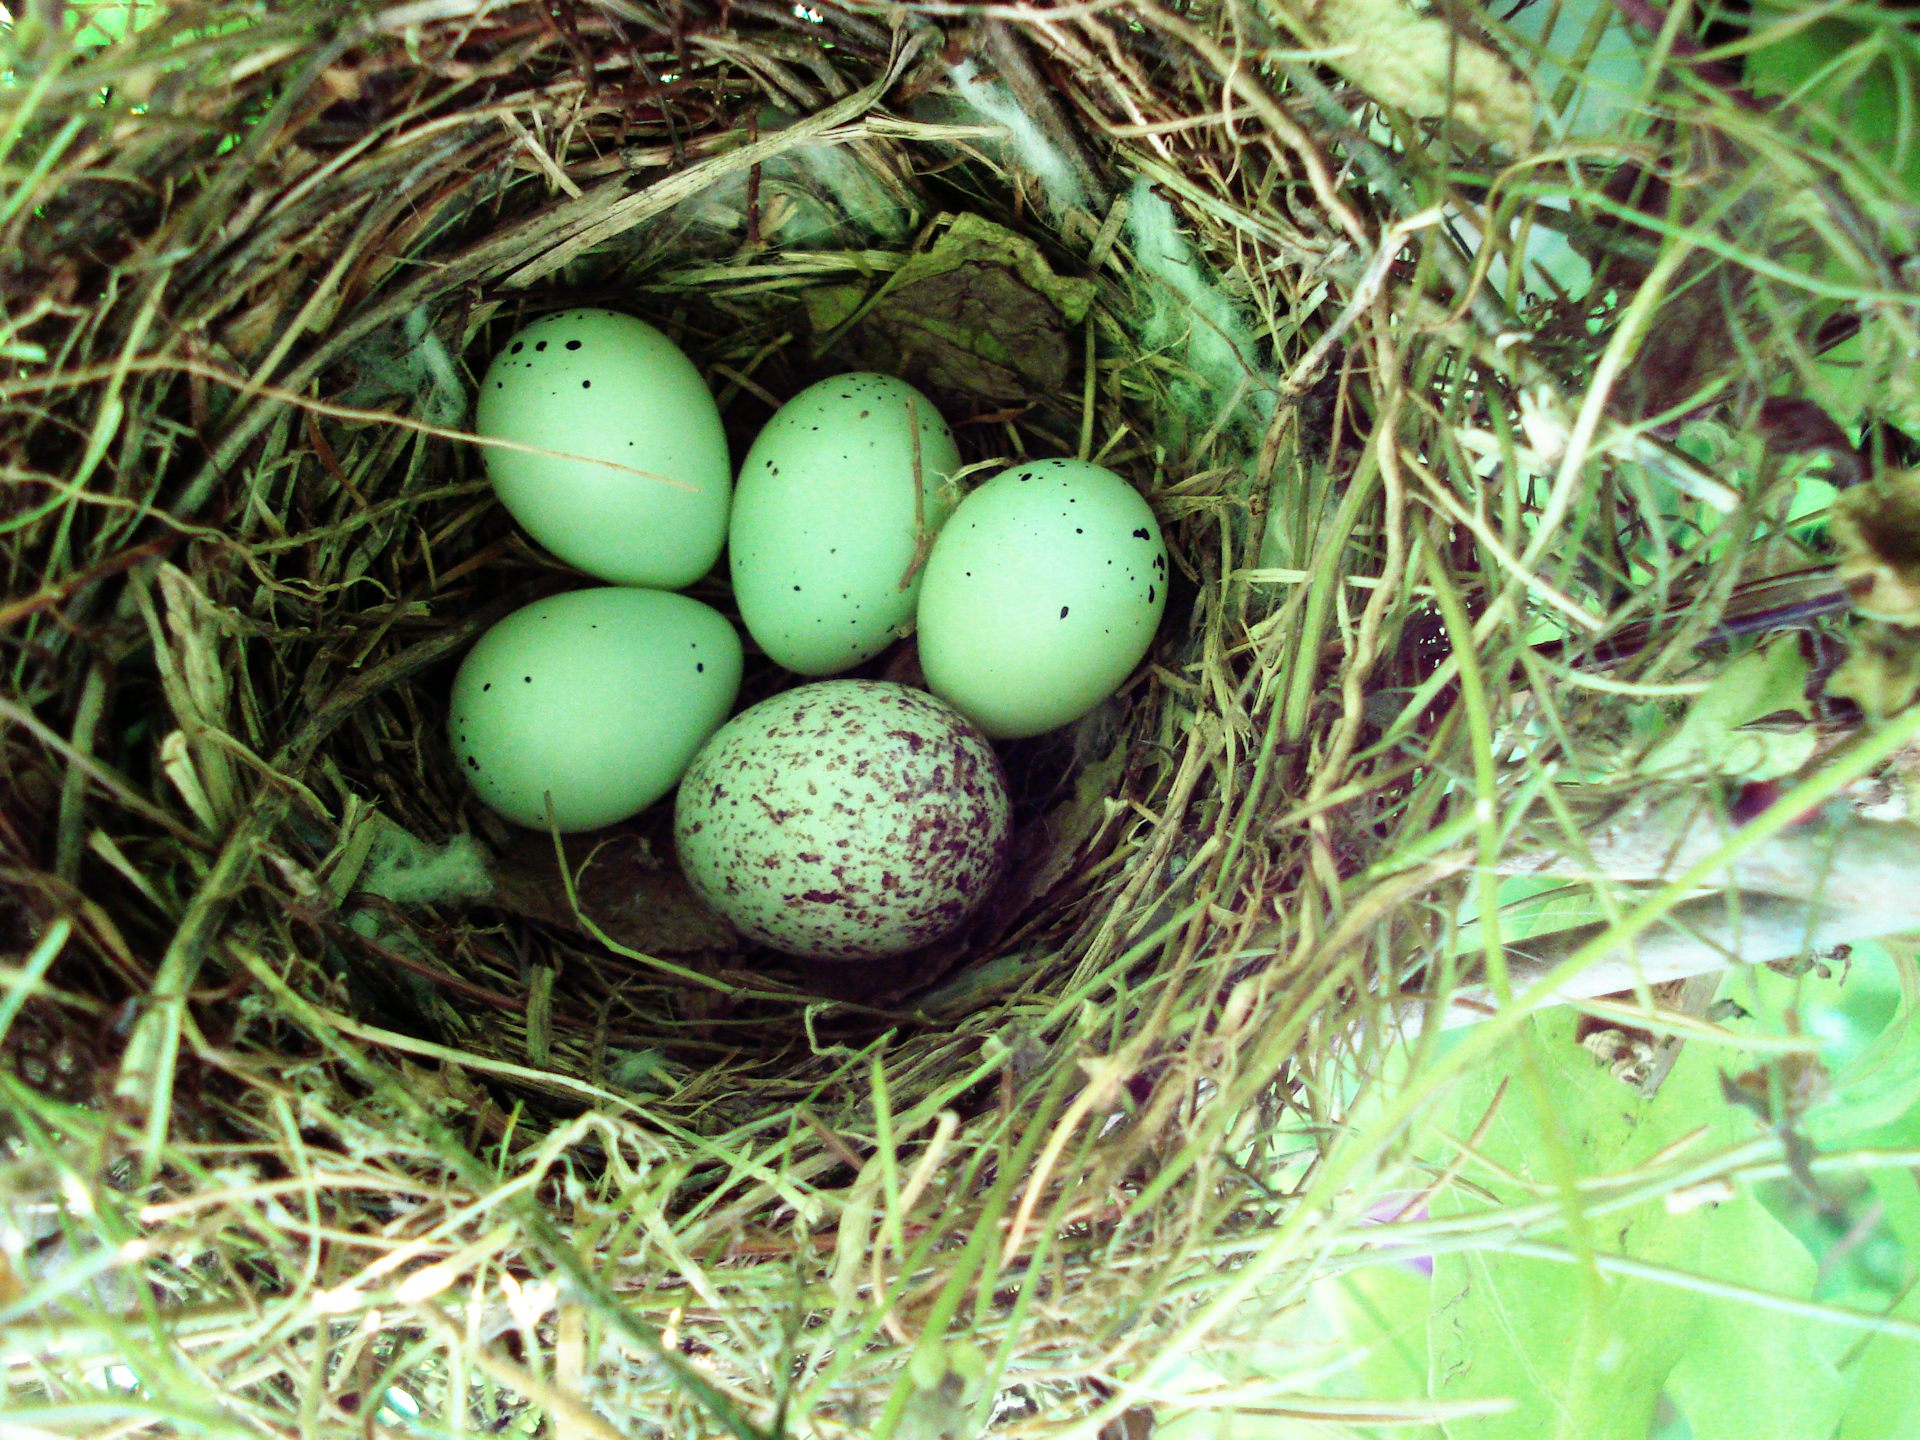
<box><xmin>69</xmin><ymin>2</ymin><xmax>159</xmax><ymax>47</ymax></box>
<box><xmin>1740</xmin><ymin>6</ymin><xmax>1920</xmax><ymax>424</ymax></box>
<box><xmin>1834</xmin><ymin>1168</ymin><xmax>1920</xmax><ymax>1440</ymax></box>
<box><xmin>1</xmin><ymin>1</ymin><xmax>160</xmax><ymax>56</ymax></box>
<box><xmin>1156</xmin><ymin>969</ymin><xmax>1920</xmax><ymax>1440</ymax></box>
<box><xmin>1637</xmin><ymin>635</ymin><xmax>1816</xmax><ymax>780</ymax></box>
<box><xmin>1152</xmin><ymin>1262</ymin><xmax>1452</xmax><ymax>1440</ymax></box>
<box><xmin>1657</xmin><ymin>1195</ymin><xmax>1846</xmax><ymax>1440</ymax></box>
<box><xmin>1423</xmin><ymin>951</ymin><xmax>1920</xmax><ymax>1440</ymax></box>
<box><xmin>1447</xmin><ymin>878</ymin><xmax>1608</xmax><ymax>956</ymax></box>
<box><xmin>1732</xmin><ymin>956</ymin><xmax>1920</xmax><ymax>1439</ymax></box>
<box><xmin>1427</xmin><ymin>1011</ymin><xmax>1845</xmax><ymax>1440</ymax></box>
<box><xmin>4</xmin><ymin>0</ymin><xmax>1914</xmax><ymax>1432</ymax></box>
<box><xmin>1744</xmin><ymin>8</ymin><xmax>1920</xmax><ymax>198</ymax></box>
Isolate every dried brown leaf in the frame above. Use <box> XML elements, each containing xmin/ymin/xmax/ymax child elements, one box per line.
<box><xmin>1756</xmin><ymin>397</ymin><xmax>1864</xmax><ymax>486</ymax></box>
<box><xmin>1826</xmin><ymin>622</ymin><xmax>1920</xmax><ymax>718</ymax></box>
<box><xmin>1278</xmin><ymin>0</ymin><xmax>1535</xmax><ymax>150</ymax></box>
<box><xmin>489</xmin><ymin>829</ymin><xmax>739</xmax><ymax>956</ymax></box>
<box><xmin>1833</xmin><ymin>470</ymin><xmax>1920</xmax><ymax>624</ymax></box>
<box><xmin>806</xmin><ymin>212</ymin><xmax>1096</xmax><ymax>404</ymax></box>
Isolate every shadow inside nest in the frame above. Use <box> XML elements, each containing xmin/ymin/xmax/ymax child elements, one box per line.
<box><xmin>306</xmin><ymin>190</ymin><xmax>1225</xmax><ymax>1112</ymax></box>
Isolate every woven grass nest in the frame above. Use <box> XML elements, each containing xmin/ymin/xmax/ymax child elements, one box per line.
<box><xmin>4</xmin><ymin>1</ymin><xmax>1919</xmax><ymax>1435</ymax></box>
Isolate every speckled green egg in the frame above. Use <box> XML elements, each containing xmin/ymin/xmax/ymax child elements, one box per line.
<box><xmin>476</xmin><ymin>308</ymin><xmax>731</xmax><ymax>587</ymax></box>
<box><xmin>729</xmin><ymin>373</ymin><xmax>961</xmax><ymax>674</ymax></box>
<box><xmin>448</xmin><ymin>588</ymin><xmax>741</xmax><ymax>832</ymax></box>
<box><xmin>672</xmin><ymin>681</ymin><xmax>1010</xmax><ymax>960</ymax></box>
<box><xmin>916</xmin><ymin>459</ymin><xmax>1168</xmax><ymax>738</ymax></box>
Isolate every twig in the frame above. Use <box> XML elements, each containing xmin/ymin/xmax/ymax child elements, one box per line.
<box><xmin>1279</xmin><ymin>208</ymin><xmax>1442</xmax><ymax>398</ymax></box>
<box><xmin>1412</xmin><ymin>794</ymin><xmax>1920</xmax><ymax>1029</ymax></box>
<box><xmin>1430</xmin><ymin>890</ymin><xmax>1920</xmax><ymax>1031</ymax></box>
<box><xmin>114</xmin><ymin>600</ymin><xmax>515</xmax><ymax>1177</ymax></box>
<box><xmin>1501</xmin><ymin>796</ymin><xmax>1920</xmax><ymax>920</ymax></box>
<box><xmin>981</xmin><ymin>22</ymin><xmax>1110</xmax><ymax>210</ymax></box>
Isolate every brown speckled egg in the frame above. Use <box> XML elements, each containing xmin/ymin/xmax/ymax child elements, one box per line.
<box><xmin>672</xmin><ymin>680</ymin><xmax>1011</xmax><ymax>960</ymax></box>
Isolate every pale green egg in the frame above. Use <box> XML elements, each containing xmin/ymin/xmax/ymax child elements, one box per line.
<box><xmin>916</xmin><ymin>459</ymin><xmax>1168</xmax><ymax>738</ymax></box>
<box><xmin>476</xmin><ymin>308</ymin><xmax>731</xmax><ymax>586</ymax></box>
<box><xmin>673</xmin><ymin>681</ymin><xmax>1010</xmax><ymax>960</ymax></box>
<box><xmin>448</xmin><ymin>588</ymin><xmax>741</xmax><ymax>832</ymax></box>
<box><xmin>729</xmin><ymin>373</ymin><xmax>960</xmax><ymax>675</ymax></box>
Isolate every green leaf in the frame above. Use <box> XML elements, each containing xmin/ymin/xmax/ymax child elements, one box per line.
<box><xmin>1426</xmin><ymin>1012</ymin><xmax>1839</xmax><ymax>1440</ymax></box>
<box><xmin>1151</xmin><ymin>1263</ymin><xmax>1444</xmax><ymax>1439</ymax></box>
<box><xmin>1745</xmin><ymin>14</ymin><xmax>1920</xmax><ymax>197</ymax></box>
<box><xmin>1727</xmin><ymin>947</ymin><xmax>1920</xmax><ymax>1146</ymax></box>
<box><xmin>1835</xmin><ymin>1251</ymin><xmax>1920</xmax><ymax>1440</ymax></box>
<box><xmin>1866</xmin><ymin>1164</ymin><xmax>1920</xmax><ymax>1258</ymax></box>
<box><xmin>1331</xmin><ymin>1262</ymin><xmax>1441</xmax><ymax>1424</ymax></box>
<box><xmin>1428</xmin><ymin>1015</ymin><xmax>1697</xmax><ymax>1440</ymax></box>
<box><xmin>894</xmin><ymin>1340</ymin><xmax>993</xmax><ymax>1440</ymax></box>
<box><xmin>1640</xmin><ymin>635</ymin><xmax>1815</xmax><ymax>781</ymax></box>
<box><xmin>1448</xmin><ymin>878</ymin><xmax>1610</xmax><ymax>956</ymax></box>
<box><xmin>1295</xmin><ymin>0</ymin><xmax>1537</xmax><ymax>150</ymax></box>
<box><xmin>1662</xmin><ymin>1187</ymin><xmax>1847</xmax><ymax>1440</ymax></box>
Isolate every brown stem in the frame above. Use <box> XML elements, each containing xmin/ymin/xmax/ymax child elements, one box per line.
<box><xmin>1431</xmin><ymin>890</ymin><xmax>1917</xmax><ymax>1030</ymax></box>
<box><xmin>897</xmin><ymin>393</ymin><xmax>934</xmax><ymax>593</ymax></box>
<box><xmin>1500</xmin><ymin>796</ymin><xmax>1920</xmax><ymax>920</ymax></box>
<box><xmin>981</xmin><ymin>23</ymin><xmax>1109</xmax><ymax>210</ymax></box>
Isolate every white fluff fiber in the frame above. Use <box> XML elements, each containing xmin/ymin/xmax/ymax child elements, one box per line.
<box><xmin>403</xmin><ymin>303</ymin><xmax>466</xmax><ymax>425</ymax></box>
<box><xmin>1125</xmin><ymin>177</ymin><xmax>1275</xmax><ymax>434</ymax></box>
<box><xmin>1125</xmin><ymin>177</ymin><xmax>1300</xmax><ymax>566</ymax></box>
<box><xmin>683</xmin><ymin>107</ymin><xmax>913</xmax><ymax>248</ymax></box>
<box><xmin>359</xmin><ymin>823</ymin><xmax>493</xmax><ymax>906</ymax></box>
<box><xmin>337</xmin><ymin>302</ymin><xmax>465</xmax><ymax>425</ymax></box>
<box><xmin>949</xmin><ymin>60</ymin><xmax>1086</xmax><ymax>216</ymax></box>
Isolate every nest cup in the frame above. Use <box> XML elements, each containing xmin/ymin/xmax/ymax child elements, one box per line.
<box><xmin>6</xmin><ymin>0</ymin><xmax>1915</xmax><ymax>1434</ymax></box>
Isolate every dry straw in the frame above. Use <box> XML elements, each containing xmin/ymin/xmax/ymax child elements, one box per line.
<box><xmin>1</xmin><ymin>0</ymin><xmax>1916</xmax><ymax>1435</ymax></box>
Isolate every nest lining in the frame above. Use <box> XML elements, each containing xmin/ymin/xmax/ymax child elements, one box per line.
<box><xmin>3</xmin><ymin>0</ymin><xmax>1915</xmax><ymax>1434</ymax></box>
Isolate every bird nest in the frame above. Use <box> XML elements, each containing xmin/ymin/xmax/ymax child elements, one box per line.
<box><xmin>2</xmin><ymin>1</ymin><xmax>1916</xmax><ymax>1436</ymax></box>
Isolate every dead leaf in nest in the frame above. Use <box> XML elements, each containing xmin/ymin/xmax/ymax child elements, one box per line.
<box><xmin>1003</xmin><ymin>734</ymin><xmax>1128</xmax><ymax>913</ymax></box>
<box><xmin>804</xmin><ymin>212</ymin><xmax>1096</xmax><ymax>405</ymax></box>
<box><xmin>1615</xmin><ymin>268</ymin><xmax>1742</xmax><ymax>425</ymax></box>
<box><xmin>962</xmin><ymin>720</ymin><xmax>1131</xmax><ymax>953</ymax></box>
<box><xmin>1277</xmin><ymin>0</ymin><xmax>1534</xmax><ymax>150</ymax></box>
<box><xmin>1098</xmin><ymin>1406</ymin><xmax>1157</xmax><ymax>1440</ymax></box>
<box><xmin>1832</xmin><ymin>470</ymin><xmax>1920</xmax><ymax>624</ymax></box>
<box><xmin>220</xmin><ymin>281</ymin><xmax>304</xmax><ymax>363</ymax></box>
<box><xmin>396</xmin><ymin>1056</ymin><xmax>488</xmax><ymax>1116</ymax></box>
<box><xmin>1756</xmin><ymin>397</ymin><xmax>1864</xmax><ymax>486</ymax></box>
<box><xmin>1826</xmin><ymin>622</ymin><xmax>1920</xmax><ymax>719</ymax></box>
<box><xmin>488</xmin><ymin>829</ymin><xmax>740</xmax><ymax>956</ymax></box>
<box><xmin>0</xmin><ymin>1252</ymin><xmax>22</xmax><ymax>1309</ymax></box>
<box><xmin>1723</xmin><ymin>1051</ymin><xmax>1831</xmax><ymax>1126</ymax></box>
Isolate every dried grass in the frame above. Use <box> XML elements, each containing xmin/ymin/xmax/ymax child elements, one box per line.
<box><xmin>2</xmin><ymin>0</ymin><xmax>1916</xmax><ymax>1435</ymax></box>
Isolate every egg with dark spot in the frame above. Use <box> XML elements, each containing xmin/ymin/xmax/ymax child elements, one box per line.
<box><xmin>476</xmin><ymin>308</ymin><xmax>730</xmax><ymax>587</ymax></box>
<box><xmin>673</xmin><ymin>681</ymin><xmax>1011</xmax><ymax>960</ymax></box>
<box><xmin>917</xmin><ymin>459</ymin><xmax>1168</xmax><ymax>737</ymax></box>
<box><xmin>730</xmin><ymin>374</ymin><xmax>960</xmax><ymax>675</ymax></box>
<box><xmin>449</xmin><ymin>588</ymin><xmax>741</xmax><ymax>831</ymax></box>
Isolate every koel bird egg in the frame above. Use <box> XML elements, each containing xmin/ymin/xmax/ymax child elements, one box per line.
<box><xmin>475</xmin><ymin>308</ymin><xmax>731</xmax><ymax>587</ymax></box>
<box><xmin>673</xmin><ymin>681</ymin><xmax>1011</xmax><ymax>960</ymax></box>
<box><xmin>448</xmin><ymin>587</ymin><xmax>742</xmax><ymax>832</ymax></box>
<box><xmin>729</xmin><ymin>373</ymin><xmax>961</xmax><ymax>674</ymax></box>
<box><xmin>916</xmin><ymin>459</ymin><xmax>1168</xmax><ymax>738</ymax></box>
